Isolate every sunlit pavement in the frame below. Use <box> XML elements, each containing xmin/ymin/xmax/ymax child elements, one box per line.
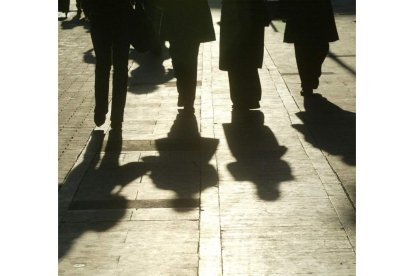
<box><xmin>58</xmin><ymin>1</ymin><xmax>355</xmax><ymax>275</ymax></box>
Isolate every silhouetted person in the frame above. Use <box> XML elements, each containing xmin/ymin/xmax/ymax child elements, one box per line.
<box><xmin>158</xmin><ymin>0</ymin><xmax>215</xmax><ymax>113</ymax></box>
<box><xmin>282</xmin><ymin>0</ymin><xmax>339</xmax><ymax>96</ymax></box>
<box><xmin>220</xmin><ymin>0</ymin><xmax>270</xmax><ymax>111</ymax></box>
<box><xmin>83</xmin><ymin>0</ymin><xmax>130</xmax><ymax>130</ymax></box>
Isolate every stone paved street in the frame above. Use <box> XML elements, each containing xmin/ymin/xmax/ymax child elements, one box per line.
<box><xmin>58</xmin><ymin>1</ymin><xmax>356</xmax><ymax>275</ymax></box>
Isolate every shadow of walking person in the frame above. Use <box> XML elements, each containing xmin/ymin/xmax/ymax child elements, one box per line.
<box><xmin>59</xmin><ymin>129</ymin><xmax>148</xmax><ymax>260</ymax></box>
<box><xmin>60</xmin><ymin>12</ymin><xmax>90</xmax><ymax>31</ymax></box>
<box><xmin>292</xmin><ymin>94</ymin><xmax>356</xmax><ymax>166</ymax></box>
<box><xmin>141</xmin><ymin>111</ymin><xmax>219</xmax><ymax>212</ymax></box>
<box><xmin>128</xmin><ymin>46</ymin><xmax>175</xmax><ymax>94</ymax></box>
<box><xmin>223</xmin><ymin>110</ymin><xmax>293</xmax><ymax>201</ymax></box>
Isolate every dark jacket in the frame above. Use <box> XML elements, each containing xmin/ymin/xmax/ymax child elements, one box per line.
<box><xmin>283</xmin><ymin>0</ymin><xmax>339</xmax><ymax>43</ymax></box>
<box><xmin>82</xmin><ymin>0</ymin><xmax>130</xmax><ymax>17</ymax></box>
<box><xmin>219</xmin><ymin>0</ymin><xmax>269</xmax><ymax>71</ymax></box>
<box><xmin>158</xmin><ymin>0</ymin><xmax>215</xmax><ymax>43</ymax></box>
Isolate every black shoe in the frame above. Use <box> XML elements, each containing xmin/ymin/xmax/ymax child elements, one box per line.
<box><xmin>110</xmin><ymin>121</ymin><xmax>122</xmax><ymax>130</ymax></box>
<box><xmin>94</xmin><ymin>113</ymin><xmax>106</xmax><ymax>127</ymax></box>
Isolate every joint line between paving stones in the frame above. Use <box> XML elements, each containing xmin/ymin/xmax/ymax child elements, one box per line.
<box><xmin>265</xmin><ymin>46</ymin><xmax>355</xmax><ymax>209</ymax></box>
<box><xmin>207</xmin><ymin>45</ymin><xmax>225</xmax><ymax>276</ymax></box>
<box><xmin>264</xmin><ymin>46</ymin><xmax>301</xmax><ymax>120</ymax></box>
<box><xmin>210</xmin><ymin>41</ymin><xmax>225</xmax><ymax>276</ymax></box>
<box><xmin>324</xmin><ymin>158</ymin><xmax>355</xmax><ymax>209</ymax></box>
<box><xmin>58</xmin><ymin>127</ymin><xmax>106</xmax><ymax>222</ymax></box>
<box><xmin>289</xmin><ymin>117</ymin><xmax>356</xmax><ymax>210</ymax></box>
<box><xmin>299</xmin><ymin>134</ymin><xmax>355</xmax><ymax>210</ymax></box>
<box><xmin>199</xmin><ymin>41</ymin><xmax>224</xmax><ymax>276</ymax></box>
<box><xmin>197</xmin><ymin>143</ymin><xmax>203</xmax><ymax>273</ymax></box>
<box><xmin>211</xmin><ymin>114</ymin><xmax>225</xmax><ymax>276</ymax></box>
<box><xmin>211</xmin><ymin>41</ymin><xmax>225</xmax><ymax>276</ymax></box>
<box><xmin>60</xmin><ymin>131</ymin><xmax>92</xmax><ymax>186</ymax></box>
<box><xmin>342</xmin><ymin>220</ymin><xmax>356</xmax><ymax>253</ymax></box>
<box><xmin>265</xmin><ymin>47</ymin><xmax>356</xmax><ymax>249</ymax></box>
<box><xmin>295</xmin><ymin>136</ymin><xmax>356</xmax><ymax>252</ymax></box>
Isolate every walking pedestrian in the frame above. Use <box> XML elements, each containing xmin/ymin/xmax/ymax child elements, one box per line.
<box><xmin>82</xmin><ymin>0</ymin><xmax>131</xmax><ymax>129</ymax></box>
<box><xmin>219</xmin><ymin>0</ymin><xmax>270</xmax><ymax>111</ymax></box>
<box><xmin>158</xmin><ymin>0</ymin><xmax>215</xmax><ymax>113</ymax></box>
<box><xmin>282</xmin><ymin>0</ymin><xmax>339</xmax><ymax>96</ymax></box>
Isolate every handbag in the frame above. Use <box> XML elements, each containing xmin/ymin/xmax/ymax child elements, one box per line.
<box><xmin>128</xmin><ymin>2</ymin><xmax>157</xmax><ymax>52</ymax></box>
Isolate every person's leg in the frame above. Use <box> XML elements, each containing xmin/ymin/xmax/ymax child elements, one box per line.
<box><xmin>169</xmin><ymin>39</ymin><xmax>200</xmax><ymax>112</ymax></box>
<box><xmin>245</xmin><ymin>68</ymin><xmax>261</xmax><ymax>108</ymax></box>
<box><xmin>228</xmin><ymin>70</ymin><xmax>242</xmax><ymax>108</ymax></box>
<box><xmin>90</xmin><ymin>15</ymin><xmax>112</xmax><ymax>126</ymax></box>
<box><xmin>294</xmin><ymin>42</ymin><xmax>313</xmax><ymax>94</ymax></box>
<box><xmin>310</xmin><ymin>41</ymin><xmax>329</xmax><ymax>90</ymax></box>
<box><xmin>228</xmin><ymin>67</ymin><xmax>261</xmax><ymax>109</ymax></box>
<box><xmin>110</xmin><ymin>16</ymin><xmax>130</xmax><ymax>128</ymax></box>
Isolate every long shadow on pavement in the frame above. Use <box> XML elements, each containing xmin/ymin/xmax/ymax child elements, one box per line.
<box><xmin>292</xmin><ymin>94</ymin><xmax>356</xmax><ymax>166</ymax></box>
<box><xmin>59</xmin><ymin>113</ymin><xmax>219</xmax><ymax>260</ymax></box>
<box><xmin>142</xmin><ymin>111</ymin><xmax>219</xmax><ymax>212</ymax></box>
<box><xmin>223</xmin><ymin>110</ymin><xmax>293</xmax><ymax>201</ymax></box>
<box><xmin>59</xmin><ymin>129</ymin><xmax>148</xmax><ymax>259</ymax></box>
<box><xmin>60</xmin><ymin>13</ymin><xmax>90</xmax><ymax>31</ymax></box>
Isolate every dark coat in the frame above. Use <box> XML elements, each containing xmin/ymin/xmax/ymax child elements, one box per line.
<box><xmin>158</xmin><ymin>0</ymin><xmax>216</xmax><ymax>43</ymax></box>
<box><xmin>219</xmin><ymin>0</ymin><xmax>269</xmax><ymax>71</ymax></box>
<box><xmin>283</xmin><ymin>0</ymin><xmax>339</xmax><ymax>43</ymax></box>
<box><xmin>82</xmin><ymin>0</ymin><xmax>129</xmax><ymax>16</ymax></box>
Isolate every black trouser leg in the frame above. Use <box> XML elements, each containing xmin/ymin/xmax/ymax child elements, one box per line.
<box><xmin>228</xmin><ymin>67</ymin><xmax>261</xmax><ymax>108</ymax></box>
<box><xmin>110</xmin><ymin>19</ymin><xmax>129</xmax><ymax>123</ymax></box>
<box><xmin>169</xmin><ymin>40</ymin><xmax>200</xmax><ymax>107</ymax></box>
<box><xmin>91</xmin><ymin>18</ymin><xmax>112</xmax><ymax>116</ymax></box>
<box><xmin>314</xmin><ymin>43</ymin><xmax>329</xmax><ymax>88</ymax></box>
<box><xmin>294</xmin><ymin>42</ymin><xmax>329</xmax><ymax>90</ymax></box>
<box><xmin>91</xmin><ymin>13</ymin><xmax>129</xmax><ymax>122</ymax></box>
